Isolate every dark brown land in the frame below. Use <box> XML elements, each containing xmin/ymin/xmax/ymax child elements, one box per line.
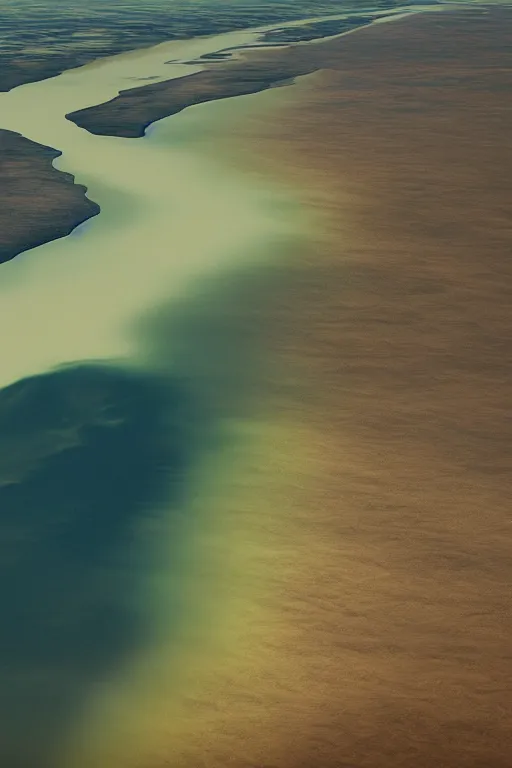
<box><xmin>143</xmin><ymin>7</ymin><xmax>512</xmax><ymax>768</ymax></box>
<box><xmin>0</xmin><ymin>130</ymin><xmax>99</xmax><ymax>264</ymax></box>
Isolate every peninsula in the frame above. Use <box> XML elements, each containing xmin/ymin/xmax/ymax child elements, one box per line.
<box><xmin>0</xmin><ymin>130</ymin><xmax>99</xmax><ymax>264</ymax></box>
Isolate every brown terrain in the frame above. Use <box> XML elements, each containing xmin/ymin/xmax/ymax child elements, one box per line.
<box><xmin>198</xmin><ymin>7</ymin><xmax>511</xmax><ymax>768</ymax></box>
<box><xmin>0</xmin><ymin>130</ymin><xmax>99</xmax><ymax>264</ymax></box>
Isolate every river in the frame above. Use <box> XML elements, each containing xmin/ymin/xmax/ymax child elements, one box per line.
<box><xmin>0</xmin><ymin>7</ymin><xmax>433</xmax><ymax>768</ymax></box>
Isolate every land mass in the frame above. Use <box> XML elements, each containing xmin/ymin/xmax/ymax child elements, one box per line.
<box><xmin>0</xmin><ymin>130</ymin><xmax>99</xmax><ymax>265</ymax></box>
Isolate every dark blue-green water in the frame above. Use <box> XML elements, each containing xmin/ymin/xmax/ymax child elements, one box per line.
<box><xmin>0</xmin><ymin>363</ymin><xmax>195</xmax><ymax>767</ymax></box>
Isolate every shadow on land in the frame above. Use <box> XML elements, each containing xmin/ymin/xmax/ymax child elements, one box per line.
<box><xmin>0</xmin><ymin>256</ymin><xmax>289</xmax><ymax>767</ymax></box>
<box><xmin>0</xmin><ymin>362</ymin><xmax>196</xmax><ymax>767</ymax></box>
